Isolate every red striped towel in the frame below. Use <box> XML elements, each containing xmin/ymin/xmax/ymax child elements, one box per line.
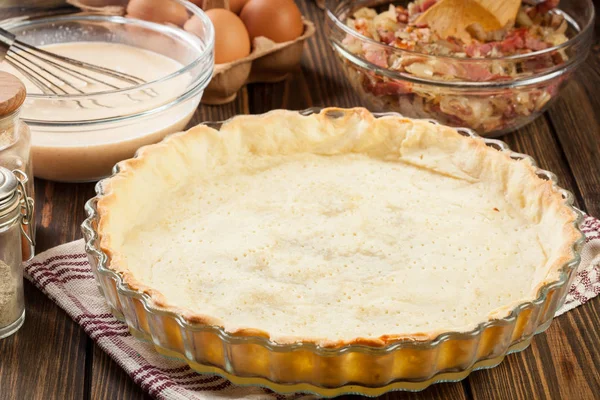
<box><xmin>24</xmin><ymin>215</ymin><xmax>600</xmax><ymax>400</ymax></box>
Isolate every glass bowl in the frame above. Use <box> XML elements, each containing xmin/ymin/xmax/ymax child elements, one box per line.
<box><xmin>325</xmin><ymin>0</ymin><xmax>594</xmax><ymax>137</ymax></box>
<box><xmin>82</xmin><ymin>108</ymin><xmax>585</xmax><ymax>397</ymax></box>
<box><xmin>0</xmin><ymin>0</ymin><xmax>214</xmax><ymax>182</ymax></box>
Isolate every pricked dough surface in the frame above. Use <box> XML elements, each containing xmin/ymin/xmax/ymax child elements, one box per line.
<box><xmin>121</xmin><ymin>152</ymin><xmax>545</xmax><ymax>342</ymax></box>
<box><xmin>99</xmin><ymin>108</ymin><xmax>579</xmax><ymax>345</ymax></box>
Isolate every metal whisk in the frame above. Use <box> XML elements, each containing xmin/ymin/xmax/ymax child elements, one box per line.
<box><xmin>0</xmin><ymin>27</ymin><xmax>154</xmax><ymax>99</ymax></box>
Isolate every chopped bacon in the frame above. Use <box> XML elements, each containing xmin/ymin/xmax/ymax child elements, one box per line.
<box><xmin>341</xmin><ymin>0</ymin><xmax>569</xmax><ymax>134</ymax></box>
<box><xmin>465</xmin><ymin>45</ymin><xmax>477</xmax><ymax>57</ymax></box>
<box><xmin>363</xmin><ymin>45</ymin><xmax>389</xmax><ymax>68</ymax></box>
<box><xmin>456</xmin><ymin>63</ymin><xmax>514</xmax><ymax>82</ymax></box>
<box><xmin>499</xmin><ymin>28</ymin><xmax>527</xmax><ymax>53</ymax></box>
<box><xmin>348</xmin><ymin>0</ymin><xmax>565</xmax><ymax>59</ymax></box>
<box><xmin>460</xmin><ymin>63</ymin><xmax>497</xmax><ymax>81</ymax></box>
<box><xmin>377</xmin><ymin>29</ymin><xmax>396</xmax><ymax>45</ymax></box>
<box><xmin>396</xmin><ymin>6</ymin><xmax>409</xmax><ymax>23</ymax></box>
<box><xmin>525</xmin><ymin>36</ymin><xmax>549</xmax><ymax>51</ymax></box>
<box><xmin>431</xmin><ymin>61</ymin><xmax>459</xmax><ymax>77</ymax></box>
<box><xmin>364</xmin><ymin>78</ymin><xmax>413</xmax><ymax>96</ymax></box>
<box><xmin>479</xmin><ymin>43</ymin><xmax>495</xmax><ymax>56</ymax></box>
<box><xmin>465</xmin><ymin>42</ymin><xmax>494</xmax><ymax>57</ymax></box>
<box><xmin>536</xmin><ymin>0</ymin><xmax>560</xmax><ymax>14</ymax></box>
<box><xmin>503</xmin><ymin>104</ymin><xmax>517</xmax><ymax>119</ymax></box>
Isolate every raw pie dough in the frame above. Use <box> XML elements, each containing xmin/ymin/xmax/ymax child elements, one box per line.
<box><xmin>98</xmin><ymin>108</ymin><xmax>579</xmax><ymax>346</ymax></box>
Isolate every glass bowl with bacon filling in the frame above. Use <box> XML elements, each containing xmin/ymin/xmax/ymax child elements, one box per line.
<box><xmin>326</xmin><ymin>0</ymin><xmax>594</xmax><ymax>136</ymax></box>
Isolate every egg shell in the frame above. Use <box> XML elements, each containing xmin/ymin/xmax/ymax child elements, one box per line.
<box><xmin>126</xmin><ymin>0</ymin><xmax>189</xmax><ymax>26</ymax></box>
<box><xmin>192</xmin><ymin>9</ymin><xmax>251</xmax><ymax>64</ymax></box>
<box><xmin>229</xmin><ymin>0</ymin><xmax>249</xmax><ymax>13</ymax></box>
<box><xmin>240</xmin><ymin>0</ymin><xmax>304</xmax><ymax>43</ymax></box>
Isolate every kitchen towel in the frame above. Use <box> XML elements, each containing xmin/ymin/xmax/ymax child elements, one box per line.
<box><xmin>24</xmin><ymin>215</ymin><xmax>600</xmax><ymax>400</ymax></box>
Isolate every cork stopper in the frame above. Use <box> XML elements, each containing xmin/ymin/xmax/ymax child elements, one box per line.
<box><xmin>0</xmin><ymin>73</ymin><xmax>26</xmax><ymax>117</ymax></box>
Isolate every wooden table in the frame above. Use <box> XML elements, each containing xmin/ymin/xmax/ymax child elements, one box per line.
<box><xmin>1</xmin><ymin>1</ymin><xmax>600</xmax><ymax>399</ymax></box>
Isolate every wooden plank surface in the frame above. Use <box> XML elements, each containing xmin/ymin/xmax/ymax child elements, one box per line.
<box><xmin>0</xmin><ymin>181</ymin><xmax>94</xmax><ymax>400</ymax></box>
<box><xmin>1</xmin><ymin>0</ymin><xmax>599</xmax><ymax>399</ymax></box>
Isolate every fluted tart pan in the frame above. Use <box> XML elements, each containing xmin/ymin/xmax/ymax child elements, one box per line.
<box><xmin>82</xmin><ymin>108</ymin><xmax>584</xmax><ymax>397</ymax></box>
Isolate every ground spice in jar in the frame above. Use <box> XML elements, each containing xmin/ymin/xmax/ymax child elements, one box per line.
<box><xmin>0</xmin><ymin>121</ymin><xmax>15</xmax><ymax>149</ymax></box>
<box><xmin>0</xmin><ymin>259</ymin><xmax>19</xmax><ymax>327</ymax></box>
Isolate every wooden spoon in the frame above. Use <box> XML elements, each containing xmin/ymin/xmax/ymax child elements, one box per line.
<box><xmin>415</xmin><ymin>0</ymin><xmax>503</xmax><ymax>42</ymax></box>
<box><xmin>475</xmin><ymin>0</ymin><xmax>521</xmax><ymax>27</ymax></box>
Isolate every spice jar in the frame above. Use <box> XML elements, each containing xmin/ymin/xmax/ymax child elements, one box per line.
<box><xmin>0</xmin><ymin>166</ymin><xmax>34</xmax><ymax>339</ymax></box>
<box><xmin>0</xmin><ymin>72</ymin><xmax>34</xmax><ymax>261</ymax></box>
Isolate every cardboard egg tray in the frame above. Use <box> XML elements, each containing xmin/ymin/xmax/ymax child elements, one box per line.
<box><xmin>204</xmin><ymin>19</ymin><xmax>315</xmax><ymax>104</ymax></box>
<box><xmin>67</xmin><ymin>0</ymin><xmax>316</xmax><ymax>105</ymax></box>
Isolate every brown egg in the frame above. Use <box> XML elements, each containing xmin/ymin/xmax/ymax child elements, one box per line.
<box><xmin>229</xmin><ymin>0</ymin><xmax>250</xmax><ymax>14</ymax></box>
<box><xmin>126</xmin><ymin>0</ymin><xmax>189</xmax><ymax>26</ymax></box>
<box><xmin>188</xmin><ymin>9</ymin><xmax>251</xmax><ymax>64</ymax></box>
<box><xmin>183</xmin><ymin>15</ymin><xmax>205</xmax><ymax>36</ymax></box>
<box><xmin>240</xmin><ymin>0</ymin><xmax>304</xmax><ymax>43</ymax></box>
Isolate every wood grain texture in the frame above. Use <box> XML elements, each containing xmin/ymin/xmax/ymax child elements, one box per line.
<box><xmin>1</xmin><ymin>1</ymin><xmax>599</xmax><ymax>399</ymax></box>
<box><xmin>0</xmin><ymin>281</ymin><xmax>87</xmax><ymax>400</ymax></box>
<box><xmin>500</xmin><ymin>116</ymin><xmax>580</xmax><ymax>206</ymax></box>
<box><xmin>547</xmin><ymin>78</ymin><xmax>600</xmax><ymax>216</ymax></box>
<box><xmin>338</xmin><ymin>381</ymin><xmax>468</xmax><ymax>400</ymax></box>
<box><xmin>0</xmin><ymin>72</ymin><xmax>26</xmax><ymax>116</ymax></box>
<box><xmin>468</xmin><ymin>298</ymin><xmax>600</xmax><ymax>400</ymax></box>
<box><xmin>0</xmin><ymin>179</ymin><xmax>96</xmax><ymax>400</ymax></box>
<box><xmin>546</xmin><ymin>0</ymin><xmax>600</xmax><ymax>216</ymax></box>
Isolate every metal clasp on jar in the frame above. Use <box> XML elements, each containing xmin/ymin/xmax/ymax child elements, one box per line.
<box><xmin>12</xmin><ymin>169</ymin><xmax>35</xmax><ymax>254</ymax></box>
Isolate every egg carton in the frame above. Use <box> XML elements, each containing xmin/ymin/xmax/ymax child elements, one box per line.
<box><xmin>67</xmin><ymin>0</ymin><xmax>316</xmax><ymax>105</ymax></box>
<box><xmin>201</xmin><ymin>0</ymin><xmax>315</xmax><ymax>104</ymax></box>
<box><xmin>204</xmin><ymin>19</ymin><xmax>315</xmax><ymax>104</ymax></box>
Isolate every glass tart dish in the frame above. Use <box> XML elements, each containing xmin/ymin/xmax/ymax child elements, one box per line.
<box><xmin>325</xmin><ymin>0</ymin><xmax>594</xmax><ymax>137</ymax></box>
<box><xmin>82</xmin><ymin>108</ymin><xmax>584</xmax><ymax>397</ymax></box>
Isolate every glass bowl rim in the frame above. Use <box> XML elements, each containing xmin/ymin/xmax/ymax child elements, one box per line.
<box><xmin>326</xmin><ymin>0</ymin><xmax>595</xmax><ymax>62</ymax></box>
<box><xmin>81</xmin><ymin>107</ymin><xmax>585</xmax><ymax>355</ymax></box>
<box><xmin>331</xmin><ymin>40</ymin><xmax>586</xmax><ymax>88</ymax></box>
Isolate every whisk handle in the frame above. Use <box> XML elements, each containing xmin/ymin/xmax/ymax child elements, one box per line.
<box><xmin>0</xmin><ymin>28</ymin><xmax>15</xmax><ymax>62</ymax></box>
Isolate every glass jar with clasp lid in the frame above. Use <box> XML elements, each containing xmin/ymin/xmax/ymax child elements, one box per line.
<box><xmin>0</xmin><ymin>72</ymin><xmax>34</xmax><ymax>261</ymax></box>
<box><xmin>0</xmin><ymin>166</ymin><xmax>34</xmax><ymax>339</ymax></box>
